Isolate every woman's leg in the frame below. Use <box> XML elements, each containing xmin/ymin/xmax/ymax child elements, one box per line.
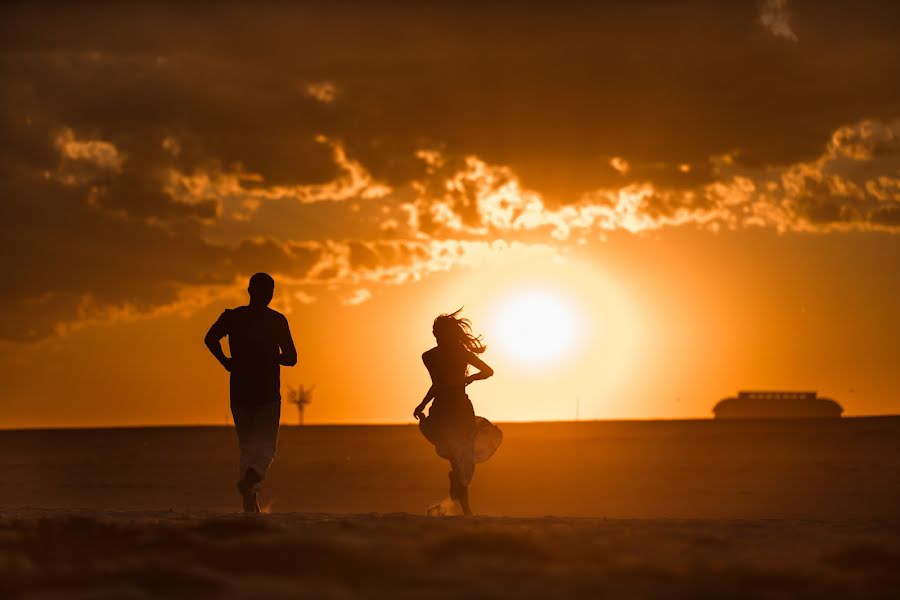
<box><xmin>448</xmin><ymin>467</ymin><xmax>460</xmax><ymax>500</ymax></box>
<box><xmin>449</xmin><ymin>459</ymin><xmax>474</xmax><ymax>516</ymax></box>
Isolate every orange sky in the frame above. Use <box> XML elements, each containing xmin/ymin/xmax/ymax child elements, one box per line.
<box><xmin>1</xmin><ymin>1</ymin><xmax>898</xmax><ymax>427</ymax></box>
<box><xmin>1</xmin><ymin>228</ymin><xmax>897</xmax><ymax>428</ymax></box>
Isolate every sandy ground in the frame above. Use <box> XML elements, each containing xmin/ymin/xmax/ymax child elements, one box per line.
<box><xmin>1</xmin><ymin>418</ymin><xmax>898</xmax><ymax>518</ymax></box>
<box><xmin>1</xmin><ymin>511</ymin><xmax>898</xmax><ymax>599</ymax></box>
<box><xmin>0</xmin><ymin>418</ymin><xmax>898</xmax><ymax>597</ymax></box>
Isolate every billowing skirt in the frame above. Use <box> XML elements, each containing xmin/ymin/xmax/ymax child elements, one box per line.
<box><xmin>419</xmin><ymin>391</ymin><xmax>502</xmax><ymax>485</ymax></box>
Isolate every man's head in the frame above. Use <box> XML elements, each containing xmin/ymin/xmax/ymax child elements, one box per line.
<box><xmin>248</xmin><ymin>272</ymin><xmax>275</xmax><ymax>306</ymax></box>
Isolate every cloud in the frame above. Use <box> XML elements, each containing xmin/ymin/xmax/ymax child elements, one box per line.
<box><xmin>609</xmin><ymin>157</ymin><xmax>630</xmax><ymax>175</ymax></box>
<box><xmin>5</xmin><ymin>2</ymin><xmax>898</xmax><ymax>197</ymax></box>
<box><xmin>759</xmin><ymin>0</ymin><xmax>798</xmax><ymax>42</ymax></box>
<box><xmin>2</xmin><ymin>2</ymin><xmax>899</xmax><ymax>342</ymax></box>
<box><xmin>293</xmin><ymin>290</ymin><xmax>317</xmax><ymax>305</ymax></box>
<box><xmin>55</xmin><ymin>128</ymin><xmax>125</xmax><ymax>173</ymax></box>
<box><xmin>341</xmin><ymin>288</ymin><xmax>372</xmax><ymax>306</ymax></box>
<box><xmin>4</xmin><ymin>111</ymin><xmax>900</xmax><ymax>343</ymax></box>
<box><xmin>0</xmin><ymin>159</ymin><xmax>327</xmax><ymax>341</ymax></box>
<box><xmin>49</xmin><ymin>128</ymin><xmax>218</xmax><ymax>223</ymax></box>
<box><xmin>305</xmin><ymin>81</ymin><xmax>338</xmax><ymax>104</ymax></box>
<box><xmin>404</xmin><ymin>119</ymin><xmax>900</xmax><ymax>238</ymax></box>
<box><xmin>163</xmin><ymin>136</ymin><xmax>391</xmax><ymax>222</ymax></box>
<box><xmin>828</xmin><ymin>120</ymin><xmax>900</xmax><ymax>160</ymax></box>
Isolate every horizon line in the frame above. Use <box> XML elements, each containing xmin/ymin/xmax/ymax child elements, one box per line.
<box><xmin>2</xmin><ymin>414</ymin><xmax>899</xmax><ymax>433</ymax></box>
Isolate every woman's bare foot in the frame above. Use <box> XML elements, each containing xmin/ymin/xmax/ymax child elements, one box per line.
<box><xmin>457</xmin><ymin>486</ymin><xmax>473</xmax><ymax>516</ymax></box>
<box><xmin>427</xmin><ymin>497</ymin><xmax>463</xmax><ymax>516</ymax></box>
<box><xmin>448</xmin><ymin>470</ymin><xmax>473</xmax><ymax>516</ymax></box>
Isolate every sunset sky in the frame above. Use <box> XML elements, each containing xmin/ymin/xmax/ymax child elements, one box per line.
<box><xmin>1</xmin><ymin>1</ymin><xmax>898</xmax><ymax>428</ymax></box>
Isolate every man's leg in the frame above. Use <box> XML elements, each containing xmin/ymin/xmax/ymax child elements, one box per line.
<box><xmin>248</xmin><ymin>401</ymin><xmax>281</xmax><ymax>484</ymax></box>
<box><xmin>232</xmin><ymin>403</ymin><xmax>261</xmax><ymax>513</ymax></box>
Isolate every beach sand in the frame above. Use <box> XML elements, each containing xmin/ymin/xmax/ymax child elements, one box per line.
<box><xmin>1</xmin><ymin>418</ymin><xmax>898</xmax><ymax>597</ymax></box>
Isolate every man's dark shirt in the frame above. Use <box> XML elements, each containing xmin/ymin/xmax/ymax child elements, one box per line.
<box><xmin>212</xmin><ymin>306</ymin><xmax>295</xmax><ymax>405</ymax></box>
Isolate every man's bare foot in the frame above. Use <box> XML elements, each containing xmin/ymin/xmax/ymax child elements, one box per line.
<box><xmin>237</xmin><ymin>469</ymin><xmax>262</xmax><ymax>514</ymax></box>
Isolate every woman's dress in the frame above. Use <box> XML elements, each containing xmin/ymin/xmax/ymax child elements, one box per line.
<box><xmin>418</xmin><ymin>347</ymin><xmax>502</xmax><ymax>486</ymax></box>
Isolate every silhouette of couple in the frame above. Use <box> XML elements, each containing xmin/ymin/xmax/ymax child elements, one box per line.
<box><xmin>205</xmin><ymin>273</ymin><xmax>502</xmax><ymax>515</ymax></box>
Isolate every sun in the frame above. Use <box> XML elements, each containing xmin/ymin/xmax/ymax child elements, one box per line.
<box><xmin>489</xmin><ymin>289</ymin><xmax>580</xmax><ymax>365</ymax></box>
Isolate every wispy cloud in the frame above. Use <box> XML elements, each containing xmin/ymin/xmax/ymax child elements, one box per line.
<box><xmin>163</xmin><ymin>136</ymin><xmax>391</xmax><ymax>222</ymax></box>
<box><xmin>759</xmin><ymin>0</ymin><xmax>799</xmax><ymax>42</ymax></box>
<box><xmin>609</xmin><ymin>157</ymin><xmax>630</xmax><ymax>175</ymax></box>
<box><xmin>54</xmin><ymin>127</ymin><xmax>125</xmax><ymax>178</ymax></box>
<box><xmin>12</xmin><ymin>116</ymin><xmax>900</xmax><ymax>342</ymax></box>
<box><xmin>341</xmin><ymin>288</ymin><xmax>372</xmax><ymax>306</ymax></box>
<box><xmin>305</xmin><ymin>81</ymin><xmax>338</xmax><ymax>104</ymax></box>
<box><xmin>405</xmin><ymin>119</ymin><xmax>900</xmax><ymax>239</ymax></box>
<box><xmin>4</xmin><ymin>1</ymin><xmax>899</xmax><ymax>343</ymax></box>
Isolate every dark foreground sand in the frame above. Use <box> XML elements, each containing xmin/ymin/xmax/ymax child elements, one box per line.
<box><xmin>1</xmin><ymin>511</ymin><xmax>898</xmax><ymax>599</ymax></box>
<box><xmin>1</xmin><ymin>418</ymin><xmax>898</xmax><ymax>597</ymax></box>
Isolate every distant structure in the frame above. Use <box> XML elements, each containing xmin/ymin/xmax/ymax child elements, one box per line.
<box><xmin>286</xmin><ymin>383</ymin><xmax>315</xmax><ymax>426</ymax></box>
<box><xmin>713</xmin><ymin>391</ymin><xmax>843</xmax><ymax>419</ymax></box>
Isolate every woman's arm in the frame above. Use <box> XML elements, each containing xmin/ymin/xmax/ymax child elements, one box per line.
<box><xmin>413</xmin><ymin>384</ymin><xmax>436</xmax><ymax>420</ymax></box>
<box><xmin>464</xmin><ymin>353</ymin><xmax>494</xmax><ymax>386</ymax></box>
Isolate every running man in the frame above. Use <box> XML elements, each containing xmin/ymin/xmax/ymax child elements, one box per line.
<box><xmin>204</xmin><ymin>272</ymin><xmax>297</xmax><ymax>512</ymax></box>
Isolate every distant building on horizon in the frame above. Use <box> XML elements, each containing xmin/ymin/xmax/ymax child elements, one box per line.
<box><xmin>713</xmin><ymin>391</ymin><xmax>843</xmax><ymax>419</ymax></box>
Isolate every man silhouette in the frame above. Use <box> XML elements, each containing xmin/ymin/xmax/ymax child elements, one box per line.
<box><xmin>204</xmin><ymin>273</ymin><xmax>297</xmax><ymax>513</ymax></box>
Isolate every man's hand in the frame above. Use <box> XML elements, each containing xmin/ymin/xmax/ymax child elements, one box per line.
<box><xmin>222</xmin><ymin>357</ymin><xmax>233</xmax><ymax>372</ymax></box>
<box><xmin>413</xmin><ymin>405</ymin><xmax>426</xmax><ymax>421</ymax></box>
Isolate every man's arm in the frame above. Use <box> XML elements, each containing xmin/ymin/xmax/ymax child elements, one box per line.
<box><xmin>278</xmin><ymin>315</ymin><xmax>297</xmax><ymax>367</ymax></box>
<box><xmin>204</xmin><ymin>311</ymin><xmax>232</xmax><ymax>372</ymax></box>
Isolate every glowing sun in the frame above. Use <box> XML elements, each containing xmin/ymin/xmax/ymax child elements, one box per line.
<box><xmin>490</xmin><ymin>290</ymin><xmax>580</xmax><ymax>364</ymax></box>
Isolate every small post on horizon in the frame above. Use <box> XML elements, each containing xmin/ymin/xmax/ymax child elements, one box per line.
<box><xmin>575</xmin><ymin>395</ymin><xmax>580</xmax><ymax>423</ymax></box>
<box><xmin>286</xmin><ymin>383</ymin><xmax>315</xmax><ymax>426</ymax></box>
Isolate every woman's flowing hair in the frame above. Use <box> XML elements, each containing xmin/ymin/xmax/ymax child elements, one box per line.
<box><xmin>433</xmin><ymin>307</ymin><xmax>487</xmax><ymax>354</ymax></box>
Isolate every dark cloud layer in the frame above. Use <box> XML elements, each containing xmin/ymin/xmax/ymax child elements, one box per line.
<box><xmin>4</xmin><ymin>1</ymin><xmax>899</xmax><ymax>191</ymax></box>
<box><xmin>1</xmin><ymin>1</ymin><xmax>898</xmax><ymax>340</ymax></box>
<box><xmin>0</xmin><ymin>176</ymin><xmax>319</xmax><ymax>340</ymax></box>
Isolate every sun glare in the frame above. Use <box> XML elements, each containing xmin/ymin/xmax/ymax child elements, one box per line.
<box><xmin>490</xmin><ymin>290</ymin><xmax>580</xmax><ymax>364</ymax></box>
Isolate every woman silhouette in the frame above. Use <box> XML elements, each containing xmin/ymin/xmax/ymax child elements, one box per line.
<box><xmin>414</xmin><ymin>309</ymin><xmax>502</xmax><ymax>515</ymax></box>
